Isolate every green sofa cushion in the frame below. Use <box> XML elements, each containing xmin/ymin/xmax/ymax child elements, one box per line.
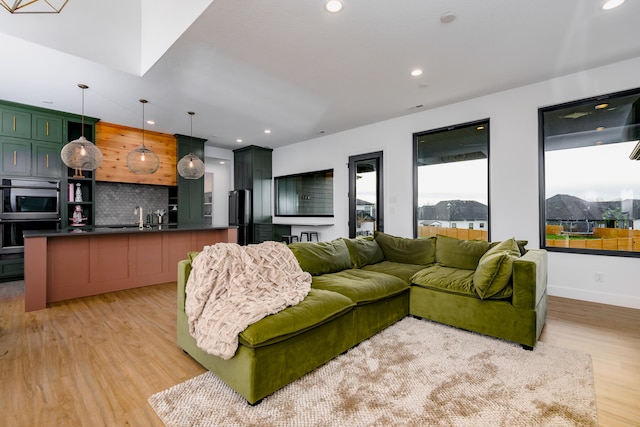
<box><xmin>410</xmin><ymin>265</ymin><xmax>477</xmax><ymax>297</ymax></box>
<box><xmin>361</xmin><ymin>261</ymin><xmax>427</xmax><ymax>284</ymax></box>
<box><xmin>238</xmin><ymin>288</ymin><xmax>355</xmax><ymax>348</ymax></box>
<box><xmin>435</xmin><ymin>235</ymin><xmax>489</xmax><ymax>270</ymax></box>
<box><xmin>374</xmin><ymin>231</ymin><xmax>436</xmax><ymax>265</ymax></box>
<box><xmin>343</xmin><ymin>237</ymin><xmax>385</xmax><ymax>269</ymax></box>
<box><xmin>312</xmin><ymin>269</ymin><xmax>409</xmax><ymax>305</ymax></box>
<box><xmin>289</xmin><ymin>239</ymin><xmax>352</xmax><ymax>276</ymax></box>
<box><xmin>473</xmin><ymin>237</ymin><xmax>520</xmax><ymax>299</ymax></box>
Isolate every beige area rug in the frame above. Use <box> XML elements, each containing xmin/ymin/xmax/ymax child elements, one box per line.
<box><xmin>149</xmin><ymin>317</ymin><xmax>597</xmax><ymax>426</ymax></box>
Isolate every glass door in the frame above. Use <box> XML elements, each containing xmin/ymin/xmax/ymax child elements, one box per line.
<box><xmin>348</xmin><ymin>152</ymin><xmax>383</xmax><ymax>238</ymax></box>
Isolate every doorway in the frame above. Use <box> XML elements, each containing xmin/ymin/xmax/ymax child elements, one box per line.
<box><xmin>348</xmin><ymin>151</ymin><xmax>383</xmax><ymax>238</ymax></box>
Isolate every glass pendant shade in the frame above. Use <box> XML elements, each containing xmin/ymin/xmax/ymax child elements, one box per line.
<box><xmin>61</xmin><ymin>84</ymin><xmax>104</xmax><ymax>171</ymax></box>
<box><xmin>126</xmin><ymin>144</ymin><xmax>160</xmax><ymax>174</ymax></box>
<box><xmin>177</xmin><ymin>111</ymin><xmax>205</xmax><ymax>179</ymax></box>
<box><xmin>177</xmin><ymin>152</ymin><xmax>205</xmax><ymax>179</ymax></box>
<box><xmin>61</xmin><ymin>136</ymin><xmax>104</xmax><ymax>170</ymax></box>
<box><xmin>126</xmin><ymin>99</ymin><xmax>160</xmax><ymax>174</ymax></box>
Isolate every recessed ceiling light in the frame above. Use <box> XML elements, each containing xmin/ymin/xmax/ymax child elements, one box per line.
<box><xmin>440</xmin><ymin>12</ymin><xmax>457</xmax><ymax>23</ymax></box>
<box><xmin>602</xmin><ymin>0</ymin><xmax>624</xmax><ymax>10</ymax></box>
<box><xmin>264</xmin><ymin>129</ymin><xmax>271</xmax><ymax>134</ymax></box>
<box><xmin>219</xmin><ymin>161</ymin><xmax>225</xmax><ymax>165</ymax></box>
<box><xmin>411</xmin><ymin>69</ymin><xmax>423</xmax><ymax>77</ymax></box>
<box><xmin>146</xmin><ymin>120</ymin><xmax>155</xmax><ymax>125</ymax></box>
<box><xmin>236</xmin><ymin>139</ymin><xmax>243</xmax><ymax>143</ymax></box>
<box><xmin>41</xmin><ymin>99</ymin><xmax>53</xmax><ymax>104</ymax></box>
<box><xmin>324</xmin><ymin>0</ymin><xmax>343</xmax><ymax>13</ymax></box>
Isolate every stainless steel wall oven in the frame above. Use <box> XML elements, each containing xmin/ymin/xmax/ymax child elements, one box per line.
<box><xmin>1</xmin><ymin>178</ymin><xmax>60</xmax><ymax>254</ymax></box>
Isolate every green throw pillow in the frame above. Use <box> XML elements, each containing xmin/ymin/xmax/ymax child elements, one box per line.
<box><xmin>188</xmin><ymin>251</ymin><xmax>200</xmax><ymax>263</ymax></box>
<box><xmin>489</xmin><ymin>238</ymin><xmax>528</xmax><ymax>256</ymax></box>
<box><xmin>473</xmin><ymin>250</ymin><xmax>518</xmax><ymax>299</ymax></box>
<box><xmin>435</xmin><ymin>235</ymin><xmax>489</xmax><ymax>270</ymax></box>
<box><xmin>374</xmin><ymin>231</ymin><xmax>436</xmax><ymax>265</ymax></box>
<box><xmin>343</xmin><ymin>237</ymin><xmax>385</xmax><ymax>269</ymax></box>
<box><xmin>288</xmin><ymin>239</ymin><xmax>352</xmax><ymax>276</ymax></box>
<box><xmin>473</xmin><ymin>237</ymin><xmax>520</xmax><ymax>299</ymax></box>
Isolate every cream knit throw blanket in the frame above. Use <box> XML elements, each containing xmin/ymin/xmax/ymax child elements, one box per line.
<box><xmin>185</xmin><ymin>241</ymin><xmax>312</xmax><ymax>360</ymax></box>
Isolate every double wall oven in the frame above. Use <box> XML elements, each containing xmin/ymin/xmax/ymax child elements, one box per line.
<box><xmin>1</xmin><ymin>178</ymin><xmax>60</xmax><ymax>254</ymax></box>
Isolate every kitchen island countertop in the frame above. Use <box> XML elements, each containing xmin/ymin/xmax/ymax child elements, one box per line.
<box><xmin>23</xmin><ymin>224</ymin><xmax>237</xmax><ymax>238</ymax></box>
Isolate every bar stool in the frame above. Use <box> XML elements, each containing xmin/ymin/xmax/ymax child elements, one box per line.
<box><xmin>300</xmin><ymin>231</ymin><xmax>319</xmax><ymax>242</ymax></box>
<box><xmin>282</xmin><ymin>235</ymin><xmax>299</xmax><ymax>244</ymax></box>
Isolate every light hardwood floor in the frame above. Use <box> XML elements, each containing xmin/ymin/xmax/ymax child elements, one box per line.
<box><xmin>1</xmin><ymin>281</ymin><xmax>639</xmax><ymax>426</ymax></box>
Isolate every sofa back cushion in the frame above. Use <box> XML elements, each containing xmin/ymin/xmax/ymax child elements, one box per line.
<box><xmin>343</xmin><ymin>237</ymin><xmax>385</xmax><ymax>269</ymax></box>
<box><xmin>374</xmin><ymin>232</ymin><xmax>436</xmax><ymax>265</ymax></box>
<box><xmin>289</xmin><ymin>239</ymin><xmax>353</xmax><ymax>276</ymax></box>
<box><xmin>435</xmin><ymin>235</ymin><xmax>489</xmax><ymax>270</ymax></box>
<box><xmin>473</xmin><ymin>237</ymin><xmax>521</xmax><ymax>299</ymax></box>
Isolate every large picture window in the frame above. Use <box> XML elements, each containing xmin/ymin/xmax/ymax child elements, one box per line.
<box><xmin>540</xmin><ymin>88</ymin><xmax>640</xmax><ymax>256</ymax></box>
<box><xmin>414</xmin><ymin>119</ymin><xmax>490</xmax><ymax>240</ymax></box>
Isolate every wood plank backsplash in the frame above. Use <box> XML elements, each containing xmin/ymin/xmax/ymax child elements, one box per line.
<box><xmin>95</xmin><ymin>122</ymin><xmax>177</xmax><ymax>186</ymax></box>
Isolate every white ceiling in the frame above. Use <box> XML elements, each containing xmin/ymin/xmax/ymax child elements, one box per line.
<box><xmin>1</xmin><ymin>0</ymin><xmax>639</xmax><ymax>151</ymax></box>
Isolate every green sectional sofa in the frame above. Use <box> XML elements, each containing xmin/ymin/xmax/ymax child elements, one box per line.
<box><xmin>176</xmin><ymin>232</ymin><xmax>547</xmax><ymax>404</ymax></box>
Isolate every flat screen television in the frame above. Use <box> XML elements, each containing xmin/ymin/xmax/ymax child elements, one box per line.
<box><xmin>275</xmin><ymin>169</ymin><xmax>333</xmax><ymax>217</ymax></box>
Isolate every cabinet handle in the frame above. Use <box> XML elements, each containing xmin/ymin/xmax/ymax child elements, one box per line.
<box><xmin>13</xmin><ymin>116</ymin><xmax>16</xmax><ymax>131</ymax></box>
<box><xmin>46</xmin><ymin>121</ymin><xmax>49</xmax><ymax>136</ymax></box>
<box><xmin>46</xmin><ymin>154</ymin><xmax>49</xmax><ymax>168</ymax></box>
<box><xmin>13</xmin><ymin>150</ymin><xmax>16</xmax><ymax>166</ymax></box>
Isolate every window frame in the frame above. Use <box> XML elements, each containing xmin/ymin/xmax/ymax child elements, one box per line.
<box><xmin>538</xmin><ymin>87</ymin><xmax>640</xmax><ymax>258</ymax></box>
<box><xmin>413</xmin><ymin>118</ymin><xmax>491</xmax><ymax>240</ymax></box>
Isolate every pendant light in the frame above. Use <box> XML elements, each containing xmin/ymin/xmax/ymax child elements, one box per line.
<box><xmin>126</xmin><ymin>99</ymin><xmax>160</xmax><ymax>174</ymax></box>
<box><xmin>61</xmin><ymin>84</ymin><xmax>104</xmax><ymax>171</ymax></box>
<box><xmin>177</xmin><ymin>111</ymin><xmax>205</xmax><ymax>180</ymax></box>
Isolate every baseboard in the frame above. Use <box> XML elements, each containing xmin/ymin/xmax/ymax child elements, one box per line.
<box><xmin>548</xmin><ymin>285</ymin><xmax>640</xmax><ymax>310</ymax></box>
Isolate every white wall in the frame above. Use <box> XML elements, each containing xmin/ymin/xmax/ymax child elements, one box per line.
<box><xmin>204</xmin><ymin>146</ymin><xmax>234</xmax><ymax>227</ymax></box>
<box><xmin>273</xmin><ymin>56</ymin><xmax>640</xmax><ymax>309</ymax></box>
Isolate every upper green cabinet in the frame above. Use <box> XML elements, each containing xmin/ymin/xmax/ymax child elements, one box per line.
<box><xmin>1</xmin><ymin>138</ymin><xmax>31</xmax><ymax>176</ymax></box>
<box><xmin>1</xmin><ymin>107</ymin><xmax>31</xmax><ymax>139</ymax></box>
<box><xmin>175</xmin><ymin>133</ymin><xmax>207</xmax><ymax>226</ymax></box>
<box><xmin>32</xmin><ymin>113</ymin><xmax>63</xmax><ymax>143</ymax></box>
<box><xmin>32</xmin><ymin>141</ymin><xmax>62</xmax><ymax>178</ymax></box>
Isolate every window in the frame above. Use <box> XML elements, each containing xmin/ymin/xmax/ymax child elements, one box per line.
<box><xmin>414</xmin><ymin>119</ymin><xmax>490</xmax><ymax>240</ymax></box>
<box><xmin>540</xmin><ymin>88</ymin><xmax>640</xmax><ymax>256</ymax></box>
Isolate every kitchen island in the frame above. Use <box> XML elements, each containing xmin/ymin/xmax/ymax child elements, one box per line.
<box><xmin>23</xmin><ymin>225</ymin><xmax>237</xmax><ymax>311</ymax></box>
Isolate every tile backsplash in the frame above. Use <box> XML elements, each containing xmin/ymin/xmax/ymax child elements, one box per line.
<box><xmin>95</xmin><ymin>182</ymin><xmax>169</xmax><ymax>225</ymax></box>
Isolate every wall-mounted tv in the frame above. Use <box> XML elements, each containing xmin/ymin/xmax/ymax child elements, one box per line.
<box><xmin>275</xmin><ymin>169</ymin><xmax>333</xmax><ymax>217</ymax></box>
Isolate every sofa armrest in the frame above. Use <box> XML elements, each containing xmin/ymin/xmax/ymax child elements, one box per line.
<box><xmin>177</xmin><ymin>259</ymin><xmax>192</xmax><ymax>312</ymax></box>
<box><xmin>511</xmin><ymin>249</ymin><xmax>547</xmax><ymax>309</ymax></box>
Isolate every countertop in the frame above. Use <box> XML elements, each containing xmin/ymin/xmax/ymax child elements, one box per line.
<box><xmin>23</xmin><ymin>224</ymin><xmax>237</xmax><ymax>238</ymax></box>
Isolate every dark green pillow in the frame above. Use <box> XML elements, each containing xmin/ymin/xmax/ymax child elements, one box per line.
<box><xmin>473</xmin><ymin>250</ymin><xmax>518</xmax><ymax>299</ymax></box>
<box><xmin>343</xmin><ymin>237</ymin><xmax>385</xmax><ymax>269</ymax></box>
<box><xmin>473</xmin><ymin>237</ymin><xmax>520</xmax><ymax>299</ymax></box>
<box><xmin>435</xmin><ymin>235</ymin><xmax>489</xmax><ymax>270</ymax></box>
<box><xmin>374</xmin><ymin>231</ymin><xmax>436</xmax><ymax>265</ymax></box>
<box><xmin>288</xmin><ymin>239</ymin><xmax>352</xmax><ymax>276</ymax></box>
<box><xmin>489</xmin><ymin>238</ymin><xmax>528</xmax><ymax>256</ymax></box>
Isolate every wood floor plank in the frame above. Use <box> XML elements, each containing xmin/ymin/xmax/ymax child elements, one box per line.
<box><xmin>1</xmin><ymin>280</ymin><xmax>639</xmax><ymax>426</ymax></box>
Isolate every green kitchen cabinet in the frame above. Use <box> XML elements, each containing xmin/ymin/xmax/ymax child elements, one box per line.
<box><xmin>233</xmin><ymin>145</ymin><xmax>273</xmax><ymax>243</ymax></box>
<box><xmin>1</xmin><ymin>138</ymin><xmax>31</xmax><ymax>176</ymax></box>
<box><xmin>32</xmin><ymin>141</ymin><xmax>62</xmax><ymax>178</ymax></box>
<box><xmin>32</xmin><ymin>113</ymin><xmax>63</xmax><ymax>143</ymax></box>
<box><xmin>0</xmin><ymin>107</ymin><xmax>31</xmax><ymax>139</ymax></box>
<box><xmin>174</xmin><ymin>133</ymin><xmax>207</xmax><ymax>226</ymax></box>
